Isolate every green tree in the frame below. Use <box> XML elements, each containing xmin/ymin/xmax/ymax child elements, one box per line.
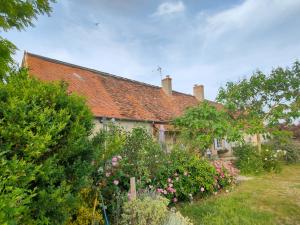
<box><xmin>0</xmin><ymin>0</ymin><xmax>54</xmax><ymax>80</ymax></box>
<box><xmin>217</xmin><ymin>62</ymin><xmax>300</xmax><ymax>151</ymax></box>
<box><xmin>172</xmin><ymin>101</ymin><xmax>242</xmax><ymax>153</ymax></box>
<box><xmin>0</xmin><ymin>70</ymin><xmax>94</xmax><ymax>224</ymax></box>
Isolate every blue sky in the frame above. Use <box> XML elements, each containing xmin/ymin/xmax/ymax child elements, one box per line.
<box><xmin>3</xmin><ymin>0</ymin><xmax>300</xmax><ymax>100</ymax></box>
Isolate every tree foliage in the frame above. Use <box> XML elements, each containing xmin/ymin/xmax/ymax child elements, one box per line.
<box><xmin>217</xmin><ymin>62</ymin><xmax>300</xmax><ymax>147</ymax></box>
<box><xmin>172</xmin><ymin>101</ymin><xmax>241</xmax><ymax>152</ymax></box>
<box><xmin>0</xmin><ymin>0</ymin><xmax>55</xmax><ymax>80</ymax></box>
<box><xmin>0</xmin><ymin>69</ymin><xmax>94</xmax><ymax>224</ymax></box>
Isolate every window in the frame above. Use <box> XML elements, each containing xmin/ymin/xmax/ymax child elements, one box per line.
<box><xmin>214</xmin><ymin>139</ymin><xmax>223</xmax><ymax>149</ymax></box>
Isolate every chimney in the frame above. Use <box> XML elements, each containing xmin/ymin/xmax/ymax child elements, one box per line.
<box><xmin>193</xmin><ymin>84</ymin><xmax>204</xmax><ymax>101</ymax></box>
<box><xmin>162</xmin><ymin>75</ymin><xmax>172</xmax><ymax>96</ymax></box>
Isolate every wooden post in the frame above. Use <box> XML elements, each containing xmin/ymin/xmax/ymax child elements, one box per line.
<box><xmin>256</xmin><ymin>133</ymin><xmax>262</xmax><ymax>153</ymax></box>
<box><xmin>129</xmin><ymin>177</ymin><xmax>137</xmax><ymax>201</ymax></box>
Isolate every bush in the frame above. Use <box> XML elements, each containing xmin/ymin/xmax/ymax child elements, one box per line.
<box><xmin>260</xmin><ymin>148</ymin><xmax>284</xmax><ymax>173</ymax></box>
<box><xmin>154</xmin><ymin>148</ymin><xmax>217</xmax><ymax>202</ymax></box>
<box><xmin>0</xmin><ymin>70</ymin><xmax>94</xmax><ymax>224</ymax></box>
<box><xmin>264</xmin><ymin>139</ymin><xmax>300</xmax><ymax>163</ymax></box>
<box><xmin>212</xmin><ymin>160</ymin><xmax>239</xmax><ymax>188</ymax></box>
<box><xmin>120</xmin><ymin>194</ymin><xmax>169</xmax><ymax>225</ymax></box>
<box><xmin>234</xmin><ymin>145</ymin><xmax>264</xmax><ymax>175</ymax></box>
<box><xmin>66</xmin><ymin>188</ymin><xmax>104</xmax><ymax>225</ymax></box>
<box><xmin>92</xmin><ymin>126</ymin><xmax>167</xmax><ymax>224</ymax></box>
<box><xmin>164</xmin><ymin>210</ymin><xmax>193</xmax><ymax>225</ymax></box>
<box><xmin>92</xmin><ymin>126</ymin><xmax>239</xmax><ymax>223</ymax></box>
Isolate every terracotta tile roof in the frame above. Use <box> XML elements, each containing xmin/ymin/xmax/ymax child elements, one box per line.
<box><xmin>23</xmin><ymin>52</ymin><xmax>222</xmax><ymax>122</ymax></box>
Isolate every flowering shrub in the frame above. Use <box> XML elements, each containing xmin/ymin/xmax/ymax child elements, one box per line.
<box><xmin>92</xmin><ymin>126</ymin><xmax>239</xmax><ymax>224</ymax></box>
<box><xmin>234</xmin><ymin>145</ymin><xmax>264</xmax><ymax>174</ymax></box>
<box><xmin>154</xmin><ymin>149</ymin><xmax>217</xmax><ymax>202</ymax></box>
<box><xmin>212</xmin><ymin>160</ymin><xmax>239</xmax><ymax>188</ymax></box>
<box><xmin>261</xmin><ymin>148</ymin><xmax>285</xmax><ymax>173</ymax></box>
<box><xmin>234</xmin><ymin>144</ymin><xmax>287</xmax><ymax>174</ymax></box>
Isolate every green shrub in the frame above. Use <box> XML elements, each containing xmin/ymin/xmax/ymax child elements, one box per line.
<box><xmin>120</xmin><ymin>194</ymin><xmax>169</xmax><ymax>225</ymax></box>
<box><xmin>234</xmin><ymin>145</ymin><xmax>264</xmax><ymax>175</ymax></box>
<box><xmin>0</xmin><ymin>70</ymin><xmax>94</xmax><ymax>224</ymax></box>
<box><xmin>154</xmin><ymin>148</ymin><xmax>217</xmax><ymax>202</ymax></box>
<box><xmin>261</xmin><ymin>148</ymin><xmax>285</xmax><ymax>173</ymax></box>
<box><xmin>164</xmin><ymin>210</ymin><xmax>193</xmax><ymax>225</ymax></box>
<box><xmin>92</xmin><ymin>126</ymin><xmax>167</xmax><ymax>224</ymax></box>
<box><xmin>264</xmin><ymin>140</ymin><xmax>300</xmax><ymax>163</ymax></box>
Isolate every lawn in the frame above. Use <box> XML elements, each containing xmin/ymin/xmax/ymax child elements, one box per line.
<box><xmin>179</xmin><ymin>164</ymin><xmax>300</xmax><ymax>225</ymax></box>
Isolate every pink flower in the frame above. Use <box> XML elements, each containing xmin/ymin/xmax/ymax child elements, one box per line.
<box><xmin>112</xmin><ymin>161</ymin><xmax>118</xmax><ymax>167</ymax></box>
<box><xmin>105</xmin><ymin>172</ymin><xmax>111</xmax><ymax>177</ymax></box>
<box><xmin>167</xmin><ymin>187</ymin><xmax>176</xmax><ymax>193</ymax></box>
<box><xmin>157</xmin><ymin>188</ymin><xmax>163</xmax><ymax>193</ymax></box>
<box><xmin>113</xmin><ymin>180</ymin><xmax>119</xmax><ymax>185</ymax></box>
<box><xmin>168</xmin><ymin>183</ymin><xmax>173</xmax><ymax>188</ymax></box>
<box><xmin>200</xmin><ymin>187</ymin><xmax>205</xmax><ymax>192</ymax></box>
<box><xmin>173</xmin><ymin>198</ymin><xmax>178</xmax><ymax>203</ymax></box>
<box><xmin>163</xmin><ymin>190</ymin><xmax>167</xmax><ymax>195</ymax></box>
<box><xmin>167</xmin><ymin>178</ymin><xmax>172</xmax><ymax>183</ymax></box>
<box><xmin>112</xmin><ymin>157</ymin><xmax>118</xmax><ymax>162</ymax></box>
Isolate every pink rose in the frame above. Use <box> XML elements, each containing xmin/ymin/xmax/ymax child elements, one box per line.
<box><xmin>113</xmin><ymin>180</ymin><xmax>119</xmax><ymax>185</ymax></box>
<box><xmin>168</xmin><ymin>183</ymin><xmax>173</xmax><ymax>188</ymax></box>
<box><xmin>173</xmin><ymin>198</ymin><xmax>178</xmax><ymax>203</ymax></box>
<box><xmin>200</xmin><ymin>187</ymin><xmax>205</xmax><ymax>192</ymax></box>
<box><xmin>163</xmin><ymin>190</ymin><xmax>167</xmax><ymax>195</ymax></box>
<box><xmin>167</xmin><ymin>178</ymin><xmax>172</xmax><ymax>183</ymax></box>
<box><xmin>105</xmin><ymin>172</ymin><xmax>111</xmax><ymax>177</ymax></box>
<box><xmin>112</xmin><ymin>157</ymin><xmax>118</xmax><ymax>162</ymax></box>
<box><xmin>112</xmin><ymin>161</ymin><xmax>118</xmax><ymax>167</ymax></box>
<box><xmin>157</xmin><ymin>188</ymin><xmax>163</xmax><ymax>193</ymax></box>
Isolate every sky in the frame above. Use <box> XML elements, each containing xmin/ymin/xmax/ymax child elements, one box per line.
<box><xmin>3</xmin><ymin>0</ymin><xmax>300</xmax><ymax>100</ymax></box>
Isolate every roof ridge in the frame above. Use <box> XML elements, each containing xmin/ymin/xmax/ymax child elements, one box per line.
<box><xmin>25</xmin><ymin>52</ymin><xmax>198</xmax><ymax>98</ymax></box>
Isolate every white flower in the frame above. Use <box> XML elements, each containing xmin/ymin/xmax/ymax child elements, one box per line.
<box><xmin>264</xmin><ymin>158</ymin><xmax>267</xmax><ymax>160</ymax></box>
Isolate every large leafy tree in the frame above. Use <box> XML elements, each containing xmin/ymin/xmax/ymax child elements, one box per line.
<box><xmin>0</xmin><ymin>71</ymin><xmax>94</xmax><ymax>224</ymax></box>
<box><xmin>172</xmin><ymin>101</ymin><xmax>242</xmax><ymax>153</ymax></box>
<box><xmin>217</xmin><ymin>62</ymin><xmax>300</xmax><ymax>151</ymax></box>
<box><xmin>0</xmin><ymin>0</ymin><xmax>54</xmax><ymax>80</ymax></box>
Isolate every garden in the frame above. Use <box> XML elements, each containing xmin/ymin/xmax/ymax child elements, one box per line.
<box><xmin>0</xmin><ymin>1</ymin><xmax>300</xmax><ymax>224</ymax></box>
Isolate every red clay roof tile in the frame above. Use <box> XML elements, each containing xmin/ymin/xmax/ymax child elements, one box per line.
<box><xmin>24</xmin><ymin>52</ymin><xmax>222</xmax><ymax>122</ymax></box>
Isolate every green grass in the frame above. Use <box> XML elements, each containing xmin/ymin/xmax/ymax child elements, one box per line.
<box><xmin>179</xmin><ymin>164</ymin><xmax>300</xmax><ymax>225</ymax></box>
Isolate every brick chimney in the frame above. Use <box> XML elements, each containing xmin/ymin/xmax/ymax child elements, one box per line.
<box><xmin>162</xmin><ymin>75</ymin><xmax>172</xmax><ymax>96</ymax></box>
<box><xmin>193</xmin><ymin>84</ymin><xmax>204</xmax><ymax>101</ymax></box>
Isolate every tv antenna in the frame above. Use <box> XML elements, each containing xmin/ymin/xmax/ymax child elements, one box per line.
<box><xmin>152</xmin><ymin>65</ymin><xmax>163</xmax><ymax>80</ymax></box>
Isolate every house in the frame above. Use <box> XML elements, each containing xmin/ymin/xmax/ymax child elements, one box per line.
<box><xmin>22</xmin><ymin>52</ymin><xmax>231</xmax><ymax>157</ymax></box>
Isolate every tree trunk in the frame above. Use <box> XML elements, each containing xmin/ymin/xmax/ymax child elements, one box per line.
<box><xmin>256</xmin><ymin>133</ymin><xmax>262</xmax><ymax>152</ymax></box>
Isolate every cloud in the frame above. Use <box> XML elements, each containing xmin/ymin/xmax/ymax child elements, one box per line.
<box><xmin>153</xmin><ymin>1</ymin><xmax>185</xmax><ymax>17</ymax></box>
<box><xmin>5</xmin><ymin>0</ymin><xmax>300</xmax><ymax>100</ymax></box>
